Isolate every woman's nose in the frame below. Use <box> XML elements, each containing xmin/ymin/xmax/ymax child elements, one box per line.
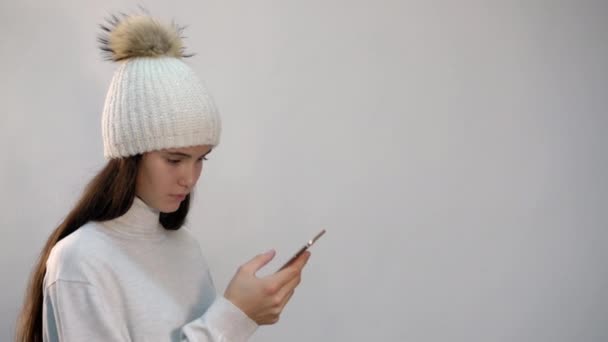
<box><xmin>178</xmin><ymin>163</ymin><xmax>199</xmax><ymax>188</ymax></box>
<box><xmin>178</xmin><ymin>173</ymin><xmax>194</xmax><ymax>188</ymax></box>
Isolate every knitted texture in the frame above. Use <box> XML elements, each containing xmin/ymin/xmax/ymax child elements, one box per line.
<box><xmin>101</xmin><ymin>56</ymin><xmax>221</xmax><ymax>159</ymax></box>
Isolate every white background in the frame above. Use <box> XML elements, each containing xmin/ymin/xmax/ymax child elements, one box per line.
<box><xmin>1</xmin><ymin>1</ymin><xmax>607</xmax><ymax>341</ymax></box>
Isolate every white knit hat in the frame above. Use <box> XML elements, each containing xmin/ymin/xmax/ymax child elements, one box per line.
<box><xmin>98</xmin><ymin>13</ymin><xmax>221</xmax><ymax>160</ymax></box>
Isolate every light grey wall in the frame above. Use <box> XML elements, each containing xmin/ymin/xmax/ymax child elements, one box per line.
<box><xmin>1</xmin><ymin>1</ymin><xmax>607</xmax><ymax>341</ymax></box>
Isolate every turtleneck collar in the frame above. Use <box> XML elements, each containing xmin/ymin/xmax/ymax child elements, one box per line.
<box><xmin>100</xmin><ymin>196</ymin><xmax>167</xmax><ymax>239</ymax></box>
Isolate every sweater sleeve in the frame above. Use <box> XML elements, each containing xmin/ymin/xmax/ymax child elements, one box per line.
<box><xmin>43</xmin><ymin>279</ymin><xmax>131</xmax><ymax>341</ymax></box>
<box><xmin>43</xmin><ymin>279</ymin><xmax>257</xmax><ymax>342</ymax></box>
<box><xmin>180</xmin><ymin>296</ymin><xmax>258</xmax><ymax>342</ymax></box>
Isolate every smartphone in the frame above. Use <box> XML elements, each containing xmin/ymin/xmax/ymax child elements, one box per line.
<box><xmin>277</xmin><ymin>229</ymin><xmax>326</xmax><ymax>272</ymax></box>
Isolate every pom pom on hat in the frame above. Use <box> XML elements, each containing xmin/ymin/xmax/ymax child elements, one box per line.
<box><xmin>98</xmin><ymin>13</ymin><xmax>193</xmax><ymax>61</ymax></box>
<box><xmin>98</xmin><ymin>10</ymin><xmax>221</xmax><ymax>160</ymax></box>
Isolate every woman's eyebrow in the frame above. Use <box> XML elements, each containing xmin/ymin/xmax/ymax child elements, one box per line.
<box><xmin>165</xmin><ymin>150</ymin><xmax>212</xmax><ymax>158</ymax></box>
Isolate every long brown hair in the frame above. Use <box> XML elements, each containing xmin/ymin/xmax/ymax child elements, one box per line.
<box><xmin>15</xmin><ymin>154</ymin><xmax>191</xmax><ymax>342</ymax></box>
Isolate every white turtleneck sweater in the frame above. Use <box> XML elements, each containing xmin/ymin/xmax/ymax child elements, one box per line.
<box><xmin>42</xmin><ymin>196</ymin><xmax>258</xmax><ymax>341</ymax></box>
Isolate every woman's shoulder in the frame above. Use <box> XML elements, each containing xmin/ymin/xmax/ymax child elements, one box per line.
<box><xmin>44</xmin><ymin>222</ymin><xmax>115</xmax><ymax>286</ymax></box>
<box><xmin>49</xmin><ymin>221</ymin><xmax>114</xmax><ymax>258</ymax></box>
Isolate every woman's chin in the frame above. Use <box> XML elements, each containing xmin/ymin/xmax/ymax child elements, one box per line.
<box><xmin>161</xmin><ymin>203</ymin><xmax>181</xmax><ymax>213</ymax></box>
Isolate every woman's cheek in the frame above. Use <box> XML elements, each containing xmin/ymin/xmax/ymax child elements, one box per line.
<box><xmin>159</xmin><ymin>163</ymin><xmax>178</xmax><ymax>185</ymax></box>
<box><xmin>195</xmin><ymin>164</ymin><xmax>203</xmax><ymax>182</ymax></box>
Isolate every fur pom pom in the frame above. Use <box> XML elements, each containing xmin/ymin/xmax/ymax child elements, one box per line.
<box><xmin>98</xmin><ymin>12</ymin><xmax>193</xmax><ymax>61</ymax></box>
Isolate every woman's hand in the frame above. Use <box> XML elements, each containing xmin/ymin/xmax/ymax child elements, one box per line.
<box><xmin>223</xmin><ymin>249</ymin><xmax>311</xmax><ymax>325</ymax></box>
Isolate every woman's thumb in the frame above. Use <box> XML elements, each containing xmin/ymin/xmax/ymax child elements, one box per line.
<box><xmin>243</xmin><ymin>249</ymin><xmax>276</xmax><ymax>274</ymax></box>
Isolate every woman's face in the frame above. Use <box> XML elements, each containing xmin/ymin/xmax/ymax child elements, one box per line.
<box><xmin>135</xmin><ymin>145</ymin><xmax>213</xmax><ymax>213</ymax></box>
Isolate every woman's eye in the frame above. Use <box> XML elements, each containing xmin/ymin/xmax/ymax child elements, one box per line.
<box><xmin>167</xmin><ymin>159</ymin><xmax>181</xmax><ymax>164</ymax></box>
<box><xmin>197</xmin><ymin>156</ymin><xmax>209</xmax><ymax>163</ymax></box>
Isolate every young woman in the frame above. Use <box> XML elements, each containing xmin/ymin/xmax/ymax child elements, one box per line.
<box><xmin>15</xmin><ymin>12</ymin><xmax>310</xmax><ymax>342</ymax></box>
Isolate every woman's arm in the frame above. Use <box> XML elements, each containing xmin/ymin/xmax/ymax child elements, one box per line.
<box><xmin>43</xmin><ymin>280</ymin><xmax>256</xmax><ymax>342</ymax></box>
<box><xmin>43</xmin><ymin>279</ymin><xmax>131</xmax><ymax>341</ymax></box>
<box><xmin>180</xmin><ymin>296</ymin><xmax>258</xmax><ymax>341</ymax></box>
<box><xmin>43</xmin><ymin>248</ymin><xmax>308</xmax><ymax>341</ymax></box>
